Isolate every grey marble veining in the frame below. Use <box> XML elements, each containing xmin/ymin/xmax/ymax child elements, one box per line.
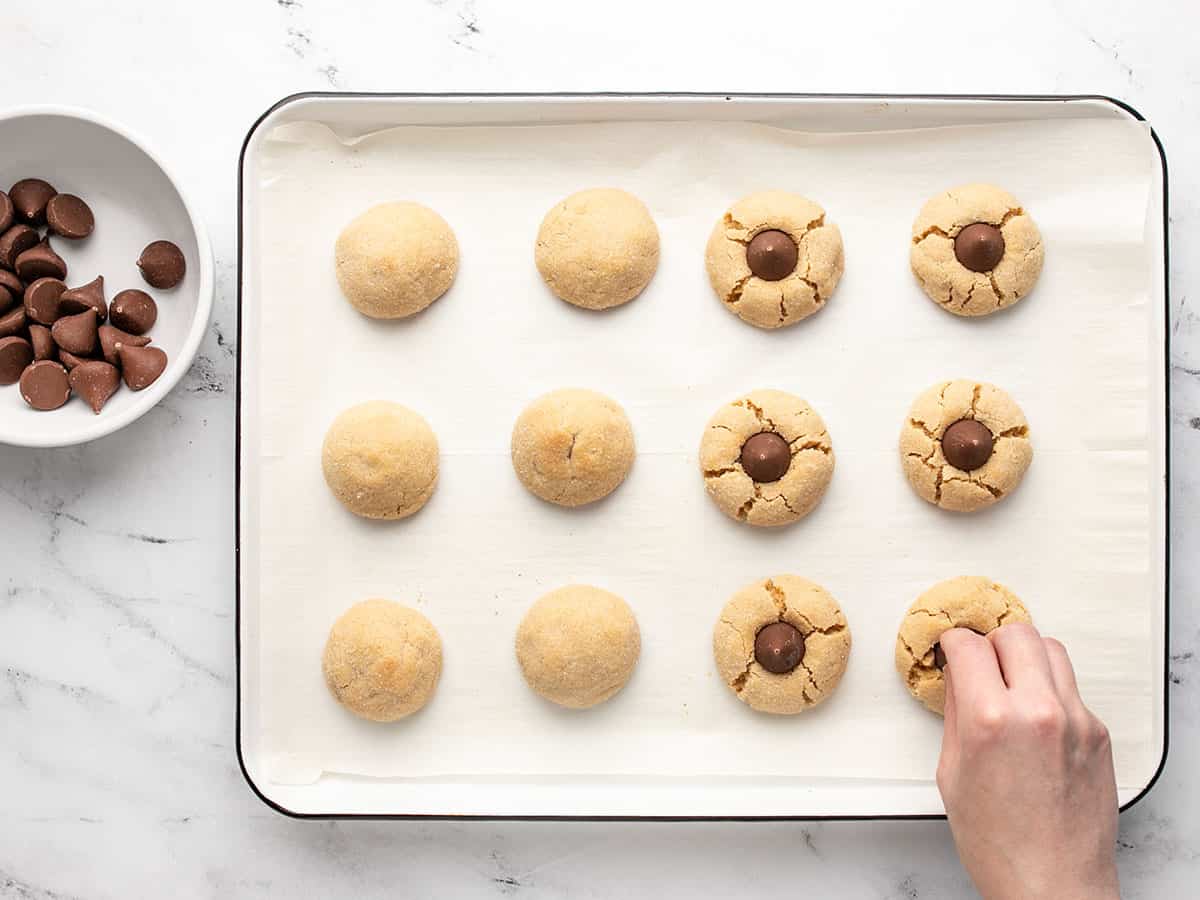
<box><xmin>2</xmin><ymin>1</ymin><xmax>1199</xmax><ymax>897</ymax></box>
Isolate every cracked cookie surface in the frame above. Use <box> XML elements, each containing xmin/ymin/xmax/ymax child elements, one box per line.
<box><xmin>699</xmin><ymin>389</ymin><xmax>834</xmax><ymax>527</ymax></box>
<box><xmin>705</xmin><ymin>191</ymin><xmax>844</xmax><ymax>329</ymax></box>
<box><xmin>335</xmin><ymin>202</ymin><xmax>459</xmax><ymax>319</ymax></box>
<box><xmin>895</xmin><ymin>576</ymin><xmax>1031</xmax><ymax>715</ymax></box>
<box><xmin>535</xmin><ymin>188</ymin><xmax>660</xmax><ymax>311</ymax></box>
<box><xmin>899</xmin><ymin>379</ymin><xmax>1032</xmax><ymax>513</ymax></box>
<box><xmin>516</xmin><ymin>585</ymin><xmax>641</xmax><ymax>709</ymax></box>
<box><xmin>909</xmin><ymin>183</ymin><xmax>1044</xmax><ymax>317</ymax></box>
<box><xmin>713</xmin><ymin>575</ymin><xmax>851</xmax><ymax>715</ymax></box>
<box><xmin>322</xmin><ymin>400</ymin><xmax>439</xmax><ymax>520</ymax></box>
<box><xmin>511</xmin><ymin>388</ymin><xmax>635</xmax><ymax>507</ymax></box>
<box><xmin>322</xmin><ymin>598</ymin><xmax>443</xmax><ymax>722</ymax></box>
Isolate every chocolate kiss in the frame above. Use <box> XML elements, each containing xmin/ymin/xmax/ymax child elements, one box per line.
<box><xmin>58</xmin><ymin>275</ymin><xmax>107</xmax><ymax>320</ymax></box>
<box><xmin>14</xmin><ymin>238</ymin><xmax>67</xmax><ymax>281</ymax></box>
<box><xmin>0</xmin><ymin>306</ymin><xmax>26</xmax><ymax>338</ymax></box>
<box><xmin>50</xmin><ymin>307</ymin><xmax>98</xmax><ymax>356</ymax></box>
<box><xmin>0</xmin><ymin>224</ymin><xmax>39</xmax><ymax>269</ymax></box>
<box><xmin>69</xmin><ymin>360</ymin><xmax>121</xmax><ymax>414</ymax></box>
<box><xmin>28</xmin><ymin>324</ymin><xmax>56</xmax><ymax>360</ymax></box>
<box><xmin>117</xmin><ymin>343</ymin><xmax>167</xmax><ymax>391</ymax></box>
<box><xmin>99</xmin><ymin>323</ymin><xmax>150</xmax><ymax>366</ymax></box>
<box><xmin>57</xmin><ymin>349</ymin><xmax>90</xmax><ymax>370</ymax></box>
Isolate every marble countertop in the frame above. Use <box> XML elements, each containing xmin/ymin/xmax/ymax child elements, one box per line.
<box><xmin>2</xmin><ymin>1</ymin><xmax>1197</xmax><ymax>896</ymax></box>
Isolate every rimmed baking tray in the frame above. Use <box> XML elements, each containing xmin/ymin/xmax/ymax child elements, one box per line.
<box><xmin>237</xmin><ymin>93</ymin><xmax>1168</xmax><ymax>820</ymax></box>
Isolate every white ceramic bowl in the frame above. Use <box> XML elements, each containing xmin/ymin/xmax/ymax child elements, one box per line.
<box><xmin>0</xmin><ymin>106</ymin><xmax>213</xmax><ymax>447</ymax></box>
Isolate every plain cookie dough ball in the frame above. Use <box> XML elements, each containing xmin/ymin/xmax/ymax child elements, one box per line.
<box><xmin>334</xmin><ymin>201</ymin><xmax>459</xmax><ymax>319</ymax></box>
<box><xmin>515</xmin><ymin>585</ymin><xmax>641</xmax><ymax>709</ymax></box>
<box><xmin>511</xmin><ymin>388</ymin><xmax>635</xmax><ymax>507</ymax></box>
<box><xmin>705</xmin><ymin>191</ymin><xmax>845</xmax><ymax>329</ymax></box>
<box><xmin>534</xmin><ymin>188</ymin><xmax>660</xmax><ymax>310</ymax></box>
<box><xmin>322</xmin><ymin>598</ymin><xmax>443</xmax><ymax>722</ymax></box>
<box><xmin>322</xmin><ymin>401</ymin><xmax>439</xmax><ymax>519</ymax></box>
<box><xmin>699</xmin><ymin>389</ymin><xmax>835</xmax><ymax>527</ymax></box>
<box><xmin>910</xmin><ymin>183</ymin><xmax>1044</xmax><ymax>317</ymax></box>
<box><xmin>899</xmin><ymin>379</ymin><xmax>1032</xmax><ymax>513</ymax></box>
<box><xmin>895</xmin><ymin>576</ymin><xmax>1032</xmax><ymax>715</ymax></box>
<box><xmin>713</xmin><ymin>575</ymin><xmax>851</xmax><ymax>715</ymax></box>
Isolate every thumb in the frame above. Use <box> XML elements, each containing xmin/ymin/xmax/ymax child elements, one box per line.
<box><xmin>939</xmin><ymin>665</ymin><xmax>959</xmax><ymax>775</ymax></box>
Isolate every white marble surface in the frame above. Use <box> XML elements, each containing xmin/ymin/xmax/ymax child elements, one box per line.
<box><xmin>1</xmin><ymin>1</ymin><xmax>1197</xmax><ymax>896</ymax></box>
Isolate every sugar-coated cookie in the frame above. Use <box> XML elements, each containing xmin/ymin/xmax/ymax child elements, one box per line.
<box><xmin>699</xmin><ymin>389</ymin><xmax>834</xmax><ymax>527</ymax></box>
<box><xmin>322</xmin><ymin>598</ymin><xmax>443</xmax><ymax>722</ymax></box>
<box><xmin>511</xmin><ymin>388</ymin><xmax>635</xmax><ymax>507</ymax></box>
<box><xmin>899</xmin><ymin>379</ymin><xmax>1032</xmax><ymax>513</ymax></box>
<box><xmin>705</xmin><ymin>191</ymin><xmax>844</xmax><ymax>329</ymax></box>
<box><xmin>515</xmin><ymin>585</ymin><xmax>641</xmax><ymax>709</ymax></box>
<box><xmin>335</xmin><ymin>201</ymin><xmax>458</xmax><ymax>319</ymax></box>
<box><xmin>895</xmin><ymin>576</ymin><xmax>1032</xmax><ymax>715</ymax></box>
<box><xmin>322</xmin><ymin>400</ymin><xmax>439</xmax><ymax>519</ymax></box>
<box><xmin>909</xmin><ymin>183</ymin><xmax>1043</xmax><ymax>317</ymax></box>
<box><xmin>713</xmin><ymin>575</ymin><xmax>851</xmax><ymax>715</ymax></box>
<box><xmin>535</xmin><ymin>188</ymin><xmax>659</xmax><ymax>310</ymax></box>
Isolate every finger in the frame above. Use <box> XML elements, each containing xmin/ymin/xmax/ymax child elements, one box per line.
<box><xmin>988</xmin><ymin>622</ymin><xmax>1055</xmax><ymax>693</ymax></box>
<box><xmin>937</xmin><ymin>666</ymin><xmax>959</xmax><ymax>792</ymax></box>
<box><xmin>939</xmin><ymin>628</ymin><xmax>1006</xmax><ymax>720</ymax></box>
<box><xmin>1043</xmin><ymin>637</ymin><xmax>1090</xmax><ymax>713</ymax></box>
<box><xmin>941</xmin><ymin>664</ymin><xmax>959</xmax><ymax>751</ymax></box>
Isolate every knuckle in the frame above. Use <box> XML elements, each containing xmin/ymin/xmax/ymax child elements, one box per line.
<box><xmin>1089</xmin><ymin>717</ymin><xmax>1112</xmax><ymax>750</ymax></box>
<box><xmin>969</xmin><ymin>703</ymin><xmax>1010</xmax><ymax>740</ymax></box>
<box><xmin>1025</xmin><ymin>701</ymin><xmax>1067</xmax><ymax>737</ymax></box>
<box><xmin>1042</xmin><ymin>636</ymin><xmax>1067</xmax><ymax>655</ymax></box>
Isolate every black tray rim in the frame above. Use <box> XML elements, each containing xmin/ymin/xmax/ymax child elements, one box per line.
<box><xmin>234</xmin><ymin>91</ymin><xmax>1170</xmax><ymax>822</ymax></box>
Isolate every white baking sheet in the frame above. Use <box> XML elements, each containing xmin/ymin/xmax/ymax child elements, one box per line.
<box><xmin>244</xmin><ymin>107</ymin><xmax>1162</xmax><ymax>795</ymax></box>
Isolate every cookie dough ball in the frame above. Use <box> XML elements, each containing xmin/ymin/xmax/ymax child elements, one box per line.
<box><xmin>705</xmin><ymin>191</ymin><xmax>844</xmax><ymax>329</ymax></box>
<box><xmin>322</xmin><ymin>598</ymin><xmax>443</xmax><ymax>722</ymax></box>
<box><xmin>322</xmin><ymin>401</ymin><xmax>439</xmax><ymax>519</ymax></box>
<box><xmin>895</xmin><ymin>576</ymin><xmax>1032</xmax><ymax>715</ymax></box>
<box><xmin>699</xmin><ymin>389</ymin><xmax>834</xmax><ymax>527</ymax></box>
<box><xmin>910</xmin><ymin>183</ymin><xmax>1044</xmax><ymax>317</ymax></box>
<box><xmin>334</xmin><ymin>202</ymin><xmax>459</xmax><ymax>319</ymax></box>
<box><xmin>899</xmin><ymin>379</ymin><xmax>1032</xmax><ymax>513</ymax></box>
<box><xmin>535</xmin><ymin>188</ymin><xmax>660</xmax><ymax>310</ymax></box>
<box><xmin>515</xmin><ymin>585</ymin><xmax>641</xmax><ymax>709</ymax></box>
<box><xmin>713</xmin><ymin>575</ymin><xmax>851</xmax><ymax>715</ymax></box>
<box><xmin>511</xmin><ymin>388</ymin><xmax>635</xmax><ymax>507</ymax></box>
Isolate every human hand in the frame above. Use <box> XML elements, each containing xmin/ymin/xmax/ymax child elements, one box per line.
<box><xmin>936</xmin><ymin>624</ymin><xmax>1120</xmax><ymax>900</ymax></box>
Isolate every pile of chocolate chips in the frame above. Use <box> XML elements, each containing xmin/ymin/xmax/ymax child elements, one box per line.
<box><xmin>0</xmin><ymin>179</ymin><xmax>186</xmax><ymax>413</ymax></box>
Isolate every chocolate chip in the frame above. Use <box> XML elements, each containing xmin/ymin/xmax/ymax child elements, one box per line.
<box><xmin>98</xmin><ymin>324</ymin><xmax>150</xmax><ymax>366</ymax></box>
<box><xmin>739</xmin><ymin>431</ymin><xmax>792</xmax><ymax>483</ymax></box>
<box><xmin>941</xmin><ymin>418</ymin><xmax>995</xmax><ymax>471</ymax></box>
<box><xmin>0</xmin><ymin>284</ymin><xmax>12</xmax><ymax>315</ymax></box>
<box><xmin>137</xmin><ymin>240</ymin><xmax>186</xmax><ymax>289</ymax></box>
<box><xmin>19</xmin><ymin>359</ymin><xmax>70</xmax><ymax>410</ymax></box>
<box><xmin>0</xmin><ymin>224</ymin><xmax>40</xmax><ymax>270</ymax></box>
<box><xmin>0</xmin><ymin>269</ymin><xmax>22</xmax><ymax>298</ymax></box>
<box><xmin>754</xmin><ymin>621</ymin><xmax>806</xmax><ymax>674</ymax></box>
<box><xmin>954</xmin><ymin>222</ymin><xmax>1005</xmax><ymax>273</ymax></box>
<box><xmin>28</xmin><ymin>324</ymin><xmax>56</xmax><ymax>361</ymax></box>
<box><xmin>69</xmin><ymin>360</ymin><xmax>120</xmax><ymax>414</ymax></box>
<box><xmin>15</xmin><ymin>239</ymin><xmax>68</xmax><ymax>282</ymax></box>
<box><xmin>51</xmin><ymin>307</ymin><xmax>98</xmax><ymax>356</ymax></box>
<box><xmin>23</xmin><ymin>277</ymin><xmax>67</xmax><ymax>326</ymax></box>
<box><xmin>57</xmin><ymin>349</ymin><xmax>90</xmax><ymax>370</ymax></box>
<box><xmin>9</xmin><ymin>179</ymin><xmax>56</xmax><ymax>225</ymax></box>
<box><xmin>746</xmin><ymin>229</ymin><xmax>798</xmax><ymax>281</ymax></box>
<box><xmin>109</xmin><ymin>289</ymin><xmax>157</xmax><ymax>335</ymax></box>
<box><xmin>0</xmin><ymin>306</ymin><xmax>27</xmax><ymax>338</ymax></box>
<box><xmin>117</xmin><ymin>343</ymin><xmax>167</xmax><ymax>391</ymax></box>
<box><xmin>45</xmin><ymin>194</ymin><xmax>94</xmax><ymax>239</ymax></box>
<box><xmin>58</xmin><ymin>276</ymin><xmax>106</xmax><ymax>321</ymax></box>
<box><xmin>0</xmin><ymin>191</ymin><xmax>12</xmax><ymax>233</ymax></box>
<box><xmin>0</xmin><ymin>336</ymin><xmax>34</xmax><ymax>385</ymax></box>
